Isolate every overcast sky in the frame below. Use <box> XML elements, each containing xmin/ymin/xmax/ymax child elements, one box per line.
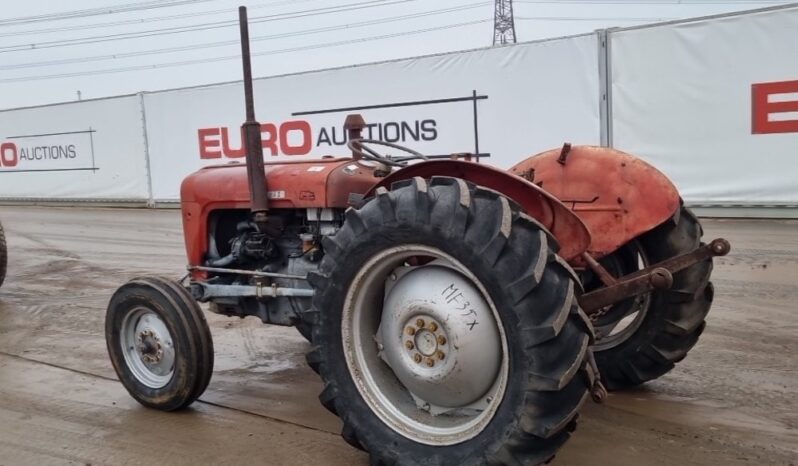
<box><xmin>0</xmin><ymin>0</ymin><xmax>791</xmax><ymax>109</ymax></box>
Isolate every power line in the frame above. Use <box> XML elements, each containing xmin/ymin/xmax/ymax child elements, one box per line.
<box><xmin>0</xmin><ymin>0</ymin><xmax>419</xmax><ymax>53</ymax></box>
<box><xmin>0</xmin><ymin>2</ymin><xmax>491</xmax><ymax>70</ymax></box>
<box><xmin>0</xmin><ymin>0</ymin><xmax>220</xmax><ymax>26</ymax></box>
<box><xmin>0</xmin><ymin>19</ymin><xmax>492</xmax><ymax>84</ymax></box>
<box><xmin>0</xmin><ymin>0</ymin><xmax>317</xmax><ymax>38</ymax></box>
<box><xmin>516</xmin><ymin>16</ymin><xmax>676</xmax><ymax>21</ymax></box>
<box><xmin>515</xmin><ymin>0</ymin><xmax>793</xmax><ymax>4</ymax></box>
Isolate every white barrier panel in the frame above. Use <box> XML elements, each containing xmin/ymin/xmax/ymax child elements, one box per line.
<box><xmin>610</xmin><ymin>6</ymin><xmax>798</xmax><ymax>205</ymax></box>
<box><xmin>145</xmin><ymin>34</ymin><xmax>601</xmax><ymax>201</ymax></box>
<box><xmin>0</xmin><ymin>96</ymin><xmax>150</xmax><ymax>200</ymax></box>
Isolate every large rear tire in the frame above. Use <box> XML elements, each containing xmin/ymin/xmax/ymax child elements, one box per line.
<box><xmin>0</xmin><ymin>220</ymin><xmax>6</xmax><ymax>288</ymax></box>
<box><xmin>303</xmin><ymin>177</ymin><xmax>594</xmax><ymax>465</ymax></box>
<box><xmin>106</xmin><ymin>276</ymin><xmax>214</xmax><ymax>410</ymax></box>
<box><xmin>590</xmin><ymin>206</ymin><xmax>714</xmax><ymax>390</ymax></box>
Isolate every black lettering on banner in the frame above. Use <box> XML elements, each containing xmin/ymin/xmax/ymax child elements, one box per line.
<box><xmin>67</xmin><ymin>144</ymin><xmax>76</xmax><ymax>158</ymax></box>
<box><xmin>402</xmin><ymin>121</ymin><xmax>419</xmax><ymax>141</ymax></box>
<box><xmin>316</xmin><ymin>127</ymin><xmax>332</xmax><ymax>146</ymax></box>
<box><xmin>331</xmin><ymin>126</ymin><xmax>347</xmax><ymax>145</ymax></box>
<box><xmin>383</xmin><ymin>122</ymin><xmax>400</xmax><ymax>142</ymax></box>
<box><xmin>365</xmin><ymin>123</ymin><xmax>379</xmax><ymax>140</ymax></box>
<box><xmin>421</xmin><ymin>119</ymin><xmax>437</xmax><ymax>141</ymax></box>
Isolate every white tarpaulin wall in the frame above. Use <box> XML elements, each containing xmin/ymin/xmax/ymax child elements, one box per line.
<box><xmin>609</xmin><ymin>6</ymin><xmax>798</xmax><ymax>205</ymax></box>
<box><xmin>0</xmin><ymin>96</ymin><xmax>150</xmax><ymax>201</ymax></box>
<box><xmin>2</xmin><ymin>5</ymin><xmax>797</xmax><ymax>207</ymax></box>
<box><xmin>144</xmin><ymin>33</ymin><xmax>601</xmax><ymax>201</ymax></box>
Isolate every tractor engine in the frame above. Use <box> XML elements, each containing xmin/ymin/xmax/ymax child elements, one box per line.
<box><xmin>179</xmin><ymin>155</ymin><xmax>380</xmax><ymax>330</ymax></box>
<box><xmin>194</xmin><ymin>207</ymin><xmax>343</xmax><ymax>327</ymax></box>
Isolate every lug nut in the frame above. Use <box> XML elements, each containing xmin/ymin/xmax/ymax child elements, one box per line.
<box><xmin>437</xmin><ymin>335</ymin><xmax>447</xmax><ymax>345</ymax></box>
<box><xmin>415</xmin><ymin>319</ymin><xmax>425</xmax><ymax>328</ymax></box>
<box><xmin>425</xmin><ymin>358</ymin><xmax>435</xmax><ymax>367</ymax></box>
<box><xmin>436</xmin><ymin>350</ymin><xmax>445</xmax><ymax>360</ymax></box>
<box><xmin>429</xmin><ymin>322</ymin><xmax>438</xmax><ymax>332</ymax></box>
<box><xmin>413</xmin><ymin>353</ymin><xmax>423</xmax><ymax>363</ymax></box>
<box><xmin>405</xmin><ymin>327</ymin><xmax>416</xmax><ymax>336</ymax></box>
<box><xmin>405</xmin><ymin>340</ymin><xmax>414</xmax><ymax>350</ymax></box>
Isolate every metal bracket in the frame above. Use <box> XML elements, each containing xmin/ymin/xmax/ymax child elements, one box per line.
<box><xmin>579</xmin><ymin>238</ymin><xmax>730</xmax><ymax>313</ymax></box>
<box><xmin>191</xmin><ymin>282</ymin><xmax>314</xmax><ymax>302</ymax></box>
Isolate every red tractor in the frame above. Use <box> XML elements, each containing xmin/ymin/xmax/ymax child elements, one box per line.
<box><xmin>105</xmin><ymin>8</ymin><xmax>729</xmax><ymax>466</ymax></box>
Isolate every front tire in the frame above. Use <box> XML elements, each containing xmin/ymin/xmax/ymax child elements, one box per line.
<box><xmin>106</xmin><ymin>276</ymin><xmax>214</xmax><ymax>411</ymax></box>
<box><xmin>303</xmin><ymin>177</ymin><xmax>594</xmax><ymax>465</ymax></box>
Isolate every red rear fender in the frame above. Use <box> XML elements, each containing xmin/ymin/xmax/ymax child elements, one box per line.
<box><xmin>367</xmin><ymin>160</ymin><xmax>591</xmax><ymax>261</ymax></box>
<box><xmin>511</xmin><ymin>146</ymin><xmax>681</xmax><ymax>259</ymax></box>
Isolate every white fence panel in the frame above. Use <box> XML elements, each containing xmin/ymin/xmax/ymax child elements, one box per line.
<box><xmin>144</xmin><ymin>34</ymin><xmax>601</xmax><ymax>201</ymax></box>
<box><xmin>609</xmin><ymin>6</ymin><xmax>798</xmax><ymax>205</ymax></box>
<box><xmin>0</xmin><ymin>95</ymin><xmax>150</xmax><ymax>201</ymax></box>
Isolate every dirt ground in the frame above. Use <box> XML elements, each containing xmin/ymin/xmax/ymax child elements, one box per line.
<box><xmin>0</xmin><ymin>206</ymin><xmax>795</xmax><ymax>466</ymax></box>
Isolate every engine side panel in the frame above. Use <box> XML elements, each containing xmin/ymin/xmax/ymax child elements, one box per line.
<box><xmin>510</xmin><ymin>145</ymin><xmax>681</xmax><ymax>259</ymax></box>
<box><xmin>366</xmin><ymin>160</ymin><xmax>591</xmax><ymax>261</ymax></box>
<box><xmin>181</xmin><ymin>158</ymin><xmax>377</xmax><ymax>266</ymax></box>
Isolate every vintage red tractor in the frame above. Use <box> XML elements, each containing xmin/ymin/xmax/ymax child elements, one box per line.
<box><xmin>105</xmin><ymin>7</ymin><xmax>729</xmax><ymax>466</ymax></box>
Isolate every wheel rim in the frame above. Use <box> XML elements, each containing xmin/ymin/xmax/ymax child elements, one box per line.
<box><xmin>120</xmin><ymin>307</ymin><xmax>175</xmax><ymax>389</ymax></box>
<box><xmin>589</xmin><ymin>241</ymin><xmax>652</xmax><ymax>351</ymax></box>
<box><xmin>342</xmin><ymin>245</ymin><xmax>508</xmax><ymax>446</ymax></box>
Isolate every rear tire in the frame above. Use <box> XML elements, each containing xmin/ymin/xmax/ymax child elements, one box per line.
<box><xmin>0</xmin><ymin>220</ymin><xmax>6</xmax><ymax>288</ymax></box>
<box><xmin>106</xmin><ymin>276</ymin><xmax>214</xmax><ymax>410</ymax></box>
<box><xmin>303</xmin><ymin>177</ymin><xmax>594</xmax><ymax>465</ymax></box>
<box><xmin>592</xmin><ymin>206</ymin><xmax>714</xmax><ymax>390</ymax></box>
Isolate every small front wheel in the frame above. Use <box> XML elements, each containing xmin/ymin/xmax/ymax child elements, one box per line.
<box><xmin>106</xmin><ymin>276</ymin><xmax>214</xmax><ymax>411</ymax></box>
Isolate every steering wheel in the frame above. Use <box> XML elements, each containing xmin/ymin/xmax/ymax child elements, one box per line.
<box><xmin>347</xmin><ymin>139</ymin><xmax>429</xmax><ymax>167</ymax></box>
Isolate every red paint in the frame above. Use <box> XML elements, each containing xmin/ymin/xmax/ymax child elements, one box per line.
<box><xmin>279</xmin><ymin>120</ymin><xmax>313</xmax><ymax>155</ymax></box>
<box><xmin>197</xmin><ymin>128</ymin><xmax>222</xmax><ymax>159</ymax></box>
<box><xmin>0</xmin><ymin>142</ymin><xmax>18</xmax><ymax>168</ymax></box>
<box><xmin>220</xmin><ymin>127</ymin><xmax>246</xmax><ymax>158</ymax></box>
<box><xmin>198</xmin><ymin>120</ymin><xmax>313</xmax><ymax>158</ymax></box>
<box><xmin>752</xmin><ymin>80</ymin><xmax>798</xmax><ymax>134</ymax></box>
<box><xmin>180</xmin><ymin>158</ymin><xmax>378</xmax><ymax>267</ymax></box>
<box><xmin>511</xmin><ymin>146</ymin><xmax>681</xmax><ymax>261</ymax></box>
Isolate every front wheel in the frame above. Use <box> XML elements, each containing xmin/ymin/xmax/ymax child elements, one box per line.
<box><xmin>303</xmin><ymin>177</ymin><xmax>594</xmax><ymax>465</ymax></box>
<box><xmin>106</xmin><ymin>276</ymin><xmax>214</xmax><ymax>410</ymax></box>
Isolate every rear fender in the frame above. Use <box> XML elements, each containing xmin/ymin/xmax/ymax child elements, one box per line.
<box><xmin>366</xmin><ymin>160</ymin><xmax>591</xmax><ymax>261</ymax></box>
<box><xmin>510</xmin><ymin>146</ymin><xmax>681</xmax><ymax>259</ymax></box>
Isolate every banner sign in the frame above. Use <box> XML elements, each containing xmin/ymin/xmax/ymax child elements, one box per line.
<box><xmin>609</xmin><ymin>6</ymin><xmax>798</xmax><ymax>205</ymax></box>
<box><xmin>144</xmin><ymin>34</ymin><xmax>601</xmax><ymax>200</ymax></box>
<box><xmin>0</xmin><ymin>96</ymin><xmax>149</xmax><ymax>200</ymax></box>
<box><xmin>0</xmin><ymin>130</ymin><xmax>96</xmax><ymax>172</ymax></box>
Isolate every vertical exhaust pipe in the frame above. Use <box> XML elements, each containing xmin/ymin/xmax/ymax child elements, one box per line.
<box><xmin>238</xmin><ymin>6</ymin><xmax>269</xmax><ymax>225</ymax></box>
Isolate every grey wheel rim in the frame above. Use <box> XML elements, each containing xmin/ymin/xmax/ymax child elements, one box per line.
<box><xmin>120</xmin><ymin>307</ymin><xmax>175</xmax><ymax>389</ymax></box>
<box><xmin>593</xmin><ymin>241</ymin><xmax>652</xmax><ymax>351</ymax></box>
<box><xmin>341</xmin><ymin>245</ymin><xmax>508</xmax><ymax>446</ymax></box>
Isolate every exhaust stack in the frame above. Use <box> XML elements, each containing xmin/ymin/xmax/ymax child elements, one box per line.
<box><xmin>238</xmin><ymin>6</ymin><xmax>269</xmax><ymax>225</ymax></box>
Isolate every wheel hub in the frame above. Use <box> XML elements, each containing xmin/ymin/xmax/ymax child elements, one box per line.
<box><xmin>121</xmin><ymin>308</ymin><xmax>176</xmax><ymax>388</ymax></box>
<box><xmin>379</xmin><ymin>265</ymin><xmax>501</xmax><ymax>409</ymax></box>
<box><xmin>136</xmin><ymin>329</ymin><xmax>164</xmax><ymax>363</ymax></box>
